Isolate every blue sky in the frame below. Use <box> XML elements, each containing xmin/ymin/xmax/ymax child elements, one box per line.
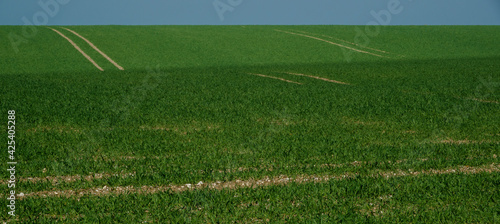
<box><xmin>1</xmin><ymin>0</ymin><xmax>499</xmax><ymax>25</ymax></box>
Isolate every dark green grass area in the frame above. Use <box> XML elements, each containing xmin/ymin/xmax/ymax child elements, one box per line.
<box><xmin>1</xmin><ymin>58</ymin><xmax>498</xmax><ymax>180</ymax></box>
<box><xmin>0</xmin><ymin>25</ymin><xmax>499</xmax><ymax>221</ymax></box>
<box><xmin>10</xmin><ymin>173</ymin><xmax>500</xmax><ymax>223</ymax></box>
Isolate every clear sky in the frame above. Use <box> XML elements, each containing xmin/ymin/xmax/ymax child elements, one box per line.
<box><xmin>1</xmin><ymin>0</ymin><xmax>499</xmax><ymax>26</ymax></box>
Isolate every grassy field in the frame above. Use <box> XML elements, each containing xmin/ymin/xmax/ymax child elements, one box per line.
<box><xmin>0</xmin><ymin>25</ymin><xmax>499</xmax><ymax>222</ymax></box>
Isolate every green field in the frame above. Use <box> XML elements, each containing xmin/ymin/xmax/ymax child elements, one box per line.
<box><xmin>1</xmin><ymin>25</ymin><xmax>499</xmax><ymax>222</ymax></box>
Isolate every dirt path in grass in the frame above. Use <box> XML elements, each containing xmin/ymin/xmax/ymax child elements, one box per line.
<box><xmin>5</xmin><ymin>154</ymin><xmax>496</xmax><ymax>186</ymax></box>
<box><xmin>285</xmin><ymin>72</ymin><xmax>351</xmax><ymax>85</ymax></box>
<box><xmin>48</xmin><ymin>27</ymin><xmax>104</xmax><ymax>71</ymax></box>
<box><xmin>275</xmin><ymin>29</ymin><xmax>385</xmax><ymax>58</ymax></box>
<box><xmin>247</xmin><ymin>73</ymin><xmax>303</xmax><ymax>85</ymax></box>
<box><xmin>13</xmin><ymin>163</ymin><xmax>499</xmax><ymax>199</ymax></box>
<box><xmin>0</xmin><ymin>171</ymin><xmax>136</xmax><ymax>185</ymax></box>
<box><xmin>290</xmin><ymin>29</ymin><xmax>404</xmax><ymax>57</ymax></box>
<box><xmin>469</xmin><ymin>97</ymin><xmax>500</xmax><ymax>104</ymax></box>
<box><xmin>401</xmin><ymin>89</ymin><xmax>500</xmax><ymax>105</ymax></box>
<box><xmin>63</xmin><ymin>28</ymin><xmax>124</xmax><ymax>70</ymax></box>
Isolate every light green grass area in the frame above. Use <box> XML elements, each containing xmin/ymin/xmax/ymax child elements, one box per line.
<box><xmin>0</xmin><ymin>25</ymin><xmax>499</xmax><ymax>222</ymax></box>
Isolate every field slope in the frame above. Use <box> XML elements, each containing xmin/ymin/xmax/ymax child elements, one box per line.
<box><xmin>0</xmin><ymin>25</ymin><xmax>499</xmax><ymax>223</ymax></box>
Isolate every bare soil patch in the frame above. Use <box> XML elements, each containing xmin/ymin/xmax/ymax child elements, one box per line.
<box><xmin>26</xmin><ymin>126</ymin><xmax>81</xmax><ymax>134</ymax></box>
<box><xmin>63</xmin><ymin>27</ymin><xmax>124</xmax><ymax>70</ymax></box>
<box><xmin>14</xmin><ymin>163</ymin><xmax>499</xmax><ymax>199</ymax></box>
<box><xmin>285</xmin><ymin>72</ymin><xmax>351</xmax><ymax>85</ymax></box>
<box><xmin>0</xmin><ymin>171</ymin><xmax>136</xmax><ymax>185</ymax></box>
<box><xmin>48</xmin><ymin>27</ymin><xmax>104</xmax><ymax>71</ymax></box>
<box><xmin>247</xmin><ymin>73</ymin><xmax>302</xmax><ymax>85</ymax></box>
<box><xmin>275</xmin><ymin>29</ymin><xmax>385</xmax><ymax>58</ymax></box>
